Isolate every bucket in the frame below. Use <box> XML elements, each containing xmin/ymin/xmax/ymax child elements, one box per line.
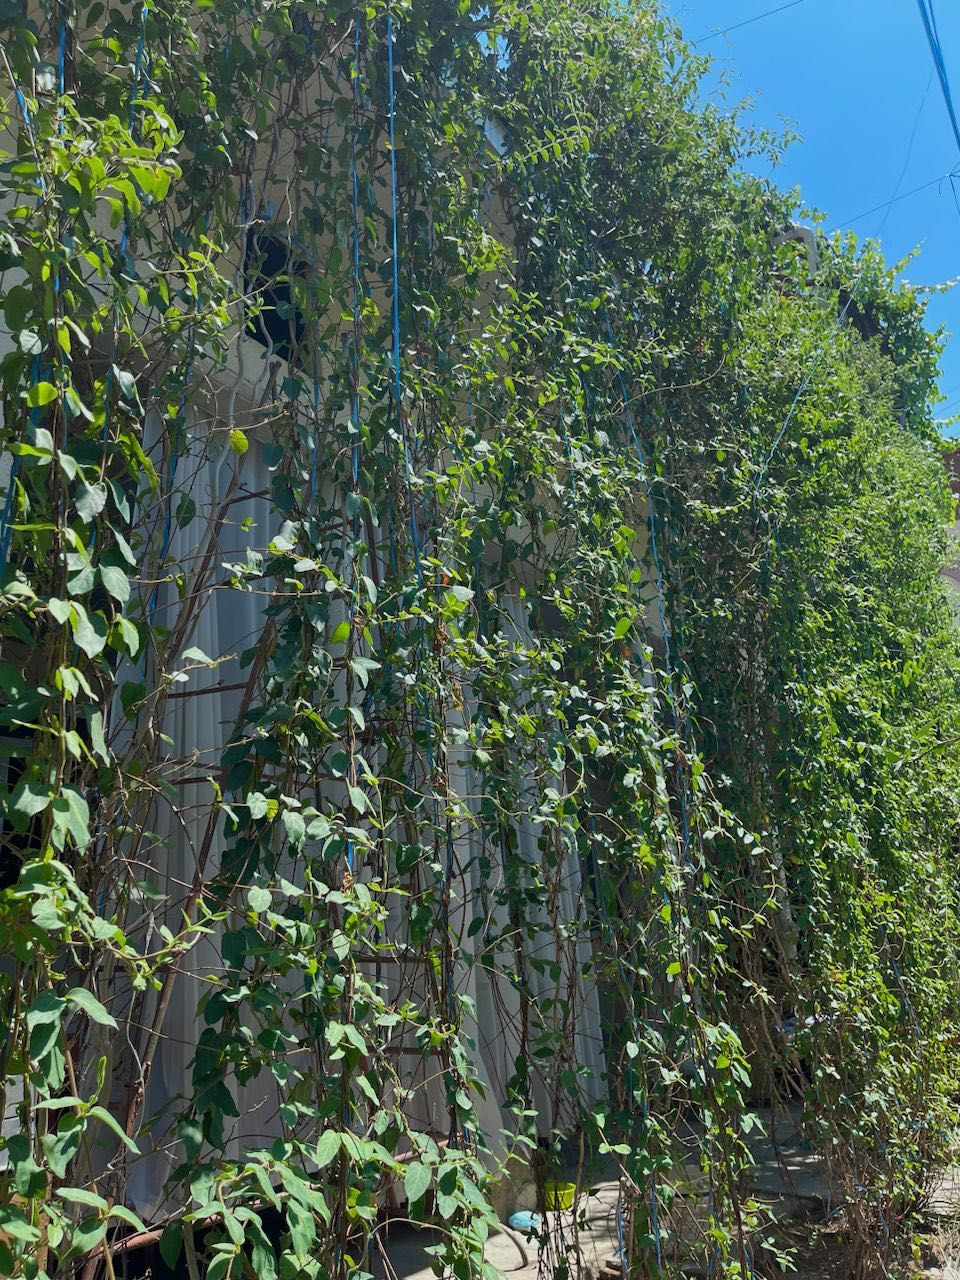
<box><xmin>543</xmin><ymin>1180</ymin><xmax>576</xmax><ymax>1211</ymax></box>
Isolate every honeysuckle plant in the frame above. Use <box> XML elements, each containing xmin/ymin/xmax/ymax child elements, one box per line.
<box><xmin>0</xmin><ymin>2</ymin><xmax>958</xmax><ymax>1279</ymax></box>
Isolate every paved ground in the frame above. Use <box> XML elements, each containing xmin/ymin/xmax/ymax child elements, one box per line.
<box><xmin>372</xmin><ymin>1181</ymin><xmax>622</xmax><ymax>1280</ymax></box>
<box><xmin>371</xmin><ymin>1117</ymin><xmax>960</xmax><ymax>1280</ymax></box>
<box><xmin>373</xmin><ymin>1113</ymin><xmax>831</xmax><ymax>1280</ymax></box>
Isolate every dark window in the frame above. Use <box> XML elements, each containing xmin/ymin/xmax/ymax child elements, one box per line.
<box><xmin>243</xmin><ymin>231</ymin><xmax>308</xmax><ymax>362</ymax></box>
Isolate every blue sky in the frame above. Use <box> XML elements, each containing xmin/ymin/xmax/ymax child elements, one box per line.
<box><xmin>665</xmin><ymin>0</ymin><xmax>960</xmax><ymax>430</ymax></box>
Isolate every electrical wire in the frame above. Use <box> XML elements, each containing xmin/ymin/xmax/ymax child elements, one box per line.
<box><xmin>831</xmin><ymin>166</ymin><xmax>959</xmax><ymax>229</ymax></box>
<box><xmin>692</xmin><ymin>0</ymin><xmax>807</xmax><ymax>47</ymax></box>
<box><xmin>915</xmin><ymin>0</ymin><xmax>960</xmax><ymax>158</ymax></box>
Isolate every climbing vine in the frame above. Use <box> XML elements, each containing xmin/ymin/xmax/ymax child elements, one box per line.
<box><xmin>0</xmin><ymin>2</ymin><xmax>958</xmax><ymax>1279</ymax></box>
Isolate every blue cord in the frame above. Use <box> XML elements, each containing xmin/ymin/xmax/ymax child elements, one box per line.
<box><xmin>387</xmin><ymin>4</ymin><xmax>423</xmax><ymax>587</ymax></box>
<box><xmin>98</xmin><ymin>0</ymin><xmax>150</xmax><ymax>468</ymax></box>
<box><xmin>0</xmin><ymin>57</ymin><xmax>49</xmax><ymax>575</ymax></box>
<box><xmin>0</xmin><ymin>457</ymin><xmax>19</xmax><ymax>573</ymax></box>
<box><xmin>602</xmin><ymin>312</ymin><xmax>677</xmax><ymax>727</ymax></box>
<box><xmin>601</xmin><ymin>309</ymin><xmax>696</xmax><ymax>877</ymax></box>
<box><xmin>128</xmin><ymin>4</ymin><xmax>148</xmax><ymax>133</ymax></box>
<box><xmin>343</xmin><ymin>1</ymin><xmax>365</xmax><ymax>879</ymax></box>
<box><xmin>57</xmin><ymin>7</ymin><xmax>67</xmax><ymax>108</ymax></box>
<box><xmin>384</xmin><ymin>1</ymin><xmax>456</xmax><ymax>1065</ymax></box>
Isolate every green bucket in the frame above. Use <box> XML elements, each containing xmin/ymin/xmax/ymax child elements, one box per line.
<box><xmin>543</xmin><ymin>1180</ymin><xmax>576</xmax><ymax>1211</ymax></box>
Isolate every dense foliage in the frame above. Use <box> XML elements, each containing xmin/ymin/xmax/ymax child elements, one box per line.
<box><xmin>0</xmin><ymin>1</ymin><xmax>958</xmax><ymax>1278</ymax></box>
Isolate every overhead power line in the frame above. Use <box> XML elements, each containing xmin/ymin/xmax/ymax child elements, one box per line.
<box><xmin>915</xmin><ymin>0</ymin><xmax>960</xmax><ymax>157</ymax></box>
<box><xmin>693</xmin><ymin>0</ymin><xmax>807</xmax><ymax>47</ymax></box>
<box><xmin>832</xmin><ymin>167</ymin><xmax>959</xmax><ymax>229</ymax></box>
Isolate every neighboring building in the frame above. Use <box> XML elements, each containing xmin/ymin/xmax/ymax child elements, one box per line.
<box><xmin>942</xmin><ymin>447</ymin><xmax>960</xmax><ymax>592</ymax></box>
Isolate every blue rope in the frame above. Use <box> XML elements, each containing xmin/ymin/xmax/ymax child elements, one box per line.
<box><xmin>386</xmin><ymin>4</ymin><xmax>423</xmax><ymax>587</ymax></box>
<box><xmin>98</xmin><ymin>0</ymin><xmax>149</xmax><ymax>472</ymax></box>
<box><xmin>601</xmin><ymin>303</ymin><xmax>745</xmax><ymax>1268</ymax></box>
<box><xmin>57</xmin><ymin>8</ymin><xmax>67</xmax><ymax>106</ymax></box>
<box><xmin>350</xmin><ymin>7</ymin><xmax>362</xmax><ymax>501</ymax></box>
<box><xmin>386</xmin><ymin>5</ymin><xmax>455</xmax><ymax>1054</ymax></box>
<box><xmin>602</xmin><ymin>314</ymin><xmax>677</xmax><ymax>723</ymax></box>
<box><xmin>344</xmin><ymin>1</ymin><xmax>364</xmax><ymax>879</ymax></box>
<box><xmin>0</xmin><ymin>52</ymin><xmax>50</xmax><ymax>575</ymax></box>
<box><xmin>586</xmin><ymin>821</ymin><xmax>663</xmax><ymax>1267</ymax></box>
<box><xmin>128</xmin><ymin>4</ymin><xmax>148</xmax><ymax>134</ymax></box>
<box><xmin>601</xmin><ymin>309</ymin><xmax>696</xmax><ymax>875</ymax></box>
<box><xmin>0</xmin><ymin>461</ymin><xmax>19</xmax><ymax>572</ymax></box>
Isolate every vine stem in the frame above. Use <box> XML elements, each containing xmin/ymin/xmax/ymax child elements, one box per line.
<box><xmin>123</xmin><ymin>599</ymin><xmax>278</xmax><ymax>1140</ymax></box>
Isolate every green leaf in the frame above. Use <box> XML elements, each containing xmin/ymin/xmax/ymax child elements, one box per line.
<box><xmin>65</xmin><ymin>387</ymin><xmax>94</xmax><ymax>423</ymax></box>
<box><xmin>285</xmin><ymin>1201</ymin><xmax>316</xmax><ymax>1262</ymax></box>
<box><xmin>42</xmin><ymin>1122</ymin><xmax>82</xmax><ymax>1178</ymax></box>
<box><xmin>116</xmin><ymin>617</ymin><xmax>140</xmax><ymax>658</ymax></box>
<box><xmin>613</xmin><ymin>615</ymin><xmax>633</xmax><ymax>640</ymax></box>
<box><xmin>182</xmin><ymin>645</ymin><xmax>214</xmax><ymax>665</ymax></box>
<box><xmin>99</xmin><ymin>563</ymin><xmax>130</xmax><ymax>604</ymax></box>
<box><xmin>112</xmin><ymin>366</ymin><xmax>140</xmax><ymax>405</ymax></box>
<box><xmin>57</xmin><ymin>1187</ymin><xmax>110</xmax><ymax>1211</ymax></box>
<box><xmin>57</xmin><ymin>450</ymin><xmax>78</xmax><ymax>480</ymax></box>
<box><xmin>26</xmin><ymin>991</ymin><xmax>64</xmax><ymax>1030</ymax></box>
<box><xmin>13</xmin><ymin>1154</ymin><xmax>46</xmax><ymax>1199</ymax></box>
<box><xmin>282</xmin><ymin>809</ymin><xmax>305</xmax><ymax>850</ymax></box>
<box><xmin>179</xmin><ymin>1118</ymin><xmax>203</xmax><ymax>1160</ymax></box>
<box><xmin>247</xmin><ymin>886</ymin><xmax>272</xmax><ymax>913</ymax></box>
<box><xmin>176</xmin><ymin>494</ymin><xmax>196</xmax><ymax>528</ymax></box>
<box><xmin>72</xmin><ymin>1218</ymin><xmax>108</xmax><ymax>1252</ymax></box>
<box><xmin>159</xmin><ymin>1221</ymin><xmax>183</xmax><ymax>1269</ymax></box>
<box><xmin>0</xmin><ymin>1206</ymin><xmax>41</xmax><ymax>1244</ymax></box>
<box><xmin>48</xmin><ymin>597</ymin><xmax>72</xmax><ymax>626</ymax></box>
<box><xmin>70</xmin><ymin>604</ymin><xmax>107</xmax><ymax>658</ymax></box>
<box><xmin>26</xmin><ymin>381</ymin><xmax>58</xmax><ymax>408</ymax></box>
<box><xmin>120</xmin><ymin>680</ymin><xmax>145</xmax><ymax>716</ymax></box>
<box><xmin>404</xmin><ymin>1161</ymin><xmax>432</xmax><ymax>1206</ymax></box>
<box><xmin>436</xmin><ymin>1191</ymin><xmax>458</xmax><ymax>1219</ymax></box>
<box><xmin>89</xmin><ymin>710</ymin><xmax>110</xmax><ymax>764</ymax></box>
<box><xmin>331</xmin><ymin>619</ymin><xmax>351</xmax><ymax>645</ymax></box>
<box><xmin>18</xmin><ymin>329</ymin><xmax>42</xmax><ymax>356</ymax></box>
<box><xmin>65</xmin><ymin>987</ymin><xmax>117</xmax><ymax>1029</ymax></box>
<box><xmin>87</xmin><ymin>1105</ymin><xmax>138</xmax><ymax>1152</ymax></box>
<box><xmin>346</xmin><ymin>784</ymin><xmax>369</xmax><ymax>814</ymax></box>
<box><xmin>249</xmin><ymin>1223</ymin><xmax>277</xmax><ymax>1280</ymax></box>
<box><xmin>76</xmin><ymin>481</ymin><xmax>108</xmax><ymax>525</ymax></box>
<box><xmin>10</xmin><ymin>778</ymin><xmax>51</xmax><ymax>823</ymax></box>
<box><xmin>314</xmin><ymin>1130</ymin><xmax>341</xmax><ymax>1169</ymax></box>
<box><xmin>6</xmin><ymin>1136</ymin><xmax>46</xmax><ymax>1199</ymax></box>
<box><xmin>67</xmin><ymin>562</ymin><xmax>96</xmax><ymax>596</ymax></box>
<box><xmin>51</xmin><ymin>789</ymin><xmax>91</xmax><ymax>850</ymax></box>
<box><xmin>109</xmin><ymin>1205</ymin><xmax>148</xmax><ymax>1232</ymax></box>
<box><xmin>247</xmin><ymin>792</ymin><xmax>268</xmax><ymax>819</ymax></box>
<box><xmin>229</xmin><ymin>428</ymin><xmax>249</xmax><ymax>455</ymax></box>
<box><xmin>4</xmin><ymin>284</ymin><xmax>34</xmax><ymax>331</ymax></box>
<box><xmin>348</xmin><ymin>656</ymin><xmax>381</xmax><ymax>688</ymax></box>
